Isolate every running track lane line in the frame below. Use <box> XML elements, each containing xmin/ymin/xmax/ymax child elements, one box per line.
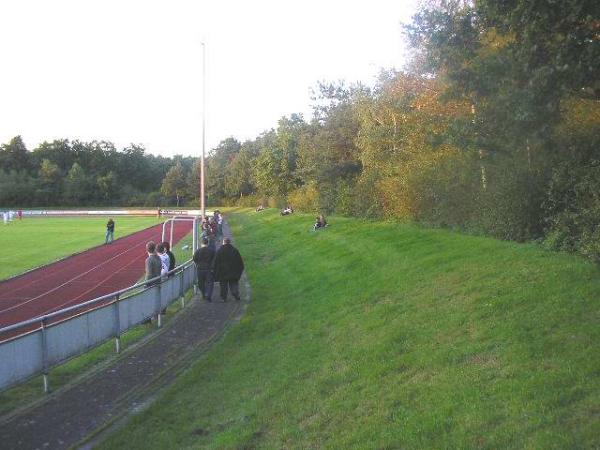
<box><xmin>0</xmin><ymin>239</ymin><xmax>148</xmax><ymax>315</ymax></box>
<box><xmin>0</xmin><ymin>226</ymin><xmax>154</xmax><ymax>298</ymax></box>
<box><xmin>0</xmin><ymin>221</ymin><xmax>192</xmax><ymax>330</ymax></box>
<box><xmin>39</xmin><ymin>248</ymin><xmax>148</xmax><ymax>316</ymax></box>
<box><xmin>0</xmin><ymin>227</ymin><xmax>158</xmax><ymax>296</ymax></box>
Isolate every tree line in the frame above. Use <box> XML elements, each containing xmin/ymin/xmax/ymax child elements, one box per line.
<box><xmin>0</xmin><ymin>137</ymin><xmax>197</xmax><ymax>207</ymax></box>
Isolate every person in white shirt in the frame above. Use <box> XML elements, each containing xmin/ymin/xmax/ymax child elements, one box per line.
<box><xmin>156</xmin><ymin>243</ymin><xmax>170</xmax><ymax>280</ymax></box>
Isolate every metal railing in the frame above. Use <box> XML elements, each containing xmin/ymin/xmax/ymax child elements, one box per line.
<box><xmin>0</xmin><ymin>259</ymin><xmax>197</xmax><ymax>392</ymax></box>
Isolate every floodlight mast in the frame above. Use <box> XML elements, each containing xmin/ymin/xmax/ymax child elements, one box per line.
<box><xmin>200</xmin><ymin>41</ymin><xmax>206</xmax><ymax>219</ymax></box>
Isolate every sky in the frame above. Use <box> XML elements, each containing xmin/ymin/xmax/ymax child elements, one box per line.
<box><xmin>0</xmin><ymin>0</ymin><xmax>419</xmax><ymax>158</ymax></box>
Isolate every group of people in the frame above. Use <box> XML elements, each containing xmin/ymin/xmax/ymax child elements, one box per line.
<box><xmin>201</xmin><ymin>210</ymin><xmax>223</xmax><ymax>250</ymax></box>
<box><xmin>2</xmin><ymin>210</ymin><xmax>22</xmax><ymax>224</ymax></box>
<box><xmin>144</xmin><ymin>240</ymin><xmax>177</xmax><ymax>284</ymax></box>
<box><xmin>256</xmin><ymin>205</ymin><xmax>329</xmax><ymax>231</ymax></box>
<box><xmin>193</xmin><ymin>236</ymin><xmax>244</xmax><ymax>302</ymax></box>
<box><xmin>143</xmin><ymin>210</ymin><xmax>245</xmax><ymax>304</ymax></box>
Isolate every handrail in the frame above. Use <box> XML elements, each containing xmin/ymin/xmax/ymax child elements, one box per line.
<box><xmin>0</xmin><ymin>258</ymin><xmax>195</xmax><ymax>337</ymax></box>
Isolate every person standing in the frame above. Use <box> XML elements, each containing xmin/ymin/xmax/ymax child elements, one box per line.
<box><xmin>156</xmin><ymin>243</ymin><xmax>170</xmax><ymax>279</ymax></box>
<box><xmin>163</xmin><ymin>241</ymin><xmax>176</xmax><ymax>274</ymax></box>
<box><xmin>213</xmin><ymin>237</ymin><xmax>244</xmax><ymax>302</ymax></box>
<box><xmin>206</xmin><ymin>217</ymin><xmax>218</xmax><ymax>251</ymax></box>
<box><xmin>144</xmin><ymin>241</ymin><xmax>162</xmax><ymax>286</ymax></box>
<box><xmin>105</xmin><ymin>218</ymin><xmax>115</xmax><ymax>244</ymax></box>
<box><xmin>193</xmin><ymin>238</ymin><xmax>216</xmax><ymax>301</ymax></box>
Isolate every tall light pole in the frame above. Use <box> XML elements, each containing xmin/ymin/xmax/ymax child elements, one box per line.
<box><xmin>200</xmin><ymin>41</ymin><xmax>206</xmax><ymax>218</ymax></box>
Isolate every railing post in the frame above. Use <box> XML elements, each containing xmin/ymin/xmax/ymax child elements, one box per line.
<box><xmin>41</xmin><ymin>318</ymin><xmax>50</xmax><ymax>393</ymax></box>
<box><xmin>156</xmin><ymin>282</ymin><xmax>162</xmax><ymax>328</ymax></box>
<box><xmin>114</xmin><ymin>293</ymin><xmax>121</xmax><ymax>353</ymax></box>
<box><xmin>170</xmin><ymin>219</ymin><xmax>175</xmax><ymax>249</ymax></box>
<box><xmin>180</xmin><ymin>269</ymin><xmax>185</xmax><ymax>308</ymax></box>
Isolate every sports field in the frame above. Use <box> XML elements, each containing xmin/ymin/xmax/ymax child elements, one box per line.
<box><xmin>0</xmin><ymin>216</ymin><xmax>161</xmax><ymax>281</ymax></box>
<box><xmin>0</xmin><ymin>215</ymin><xmax>194</xmax><ymax>331</ymax></box>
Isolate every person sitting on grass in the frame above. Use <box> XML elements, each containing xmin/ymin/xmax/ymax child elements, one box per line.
<box><xmin>313</xmin><ymin>214</ymin><xmax>328</xmax><ymax>231</ymax></box>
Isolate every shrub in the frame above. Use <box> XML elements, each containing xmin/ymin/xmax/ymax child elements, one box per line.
<box><xmin>288</xmin><ymin>184</ymin><xmax>319</xmax><ymax>213</ymax></box>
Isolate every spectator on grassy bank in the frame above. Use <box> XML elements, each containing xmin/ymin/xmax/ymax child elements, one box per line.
<box><xmin>313</xmin><ymin>214</ymin><xmax>327</xmax><ymax>231</ymax></box>
<box><xmin>193</xmin><ymin>237</ymin><xmax>216</xmax><ymax>302</ymax></box>
<box><xmin>105</xmin><ymin>218</ymin><xmax>115</xmax><ymax>243</ymax></box>
<box><xmin>213</xmin><ymin>237</ymin><xmax>244</xmax><ymax>302</ymax></box>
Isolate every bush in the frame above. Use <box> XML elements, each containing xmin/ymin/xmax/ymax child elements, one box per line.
<box><xmin>288</xmin><ymin>184</ymin><xmax>319</xmax><ymax>213</ymax></box>
<box><xmin>235</xmin><ymin>194</ymin><xmax>263</xmax><ymax>208</ymax></box>
<box><xmin>544</xmin><ymin>157</ymin><xmax>600</xmax><ymax>261</ymax></box>
<box><xmin>475</xmin><ymin>153</ymin><xmax>547</xmax><ymax>242</ymax></box>
<box><xmin>144</xmin><ymin>191</ymin><xmax>163</xmax><ymax>207</ymax></box>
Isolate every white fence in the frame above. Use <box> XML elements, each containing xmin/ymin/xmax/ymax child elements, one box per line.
<box><xmin>0</xmin><ymin>260</ymin><xmax>197</xmax><ymax>392</ymax></box>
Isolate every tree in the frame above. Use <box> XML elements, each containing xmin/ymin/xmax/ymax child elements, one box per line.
<box><xmin>0</xmin><ymin>136</ymin><xmax>31</xmax><ymax>173</ymax></box>
<box><xmin>205</xmin><ymin>138</ymin><xmax>242</xmax><ymax>204</ymax></box>
<box><xmin>225</xmin><ymin>148</ymin><xmax>255</xmax><ymax>198</ymax></box>
<box><xmin>161</xmin><ymin>162</ymin><xmax>187</xmax><ymax>206</ymax></box>
<box><xmin>64</xmin><ymin>162</ymin><xmax>91</xmax><ymax>205</ymax></box>
<box><xmin>37</xmin><ymin>158</ymin><xmax>62</xmax><ymax>204</ymax></box>
<box><xmin>97</xmin><ymin>171</ymin><xmax>119</xmax><ymax>204</ymax></box>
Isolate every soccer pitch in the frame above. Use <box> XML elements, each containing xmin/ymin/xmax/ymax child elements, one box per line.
<box><xmin>0</xmin><ymin>216</ymin><xmax>162</xmax><ymax>281</ymax></box>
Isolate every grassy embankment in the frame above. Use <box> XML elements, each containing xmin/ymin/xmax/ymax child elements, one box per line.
<box><xmin>101</xmin><ymin>208</ymin><xmax>599</xmax><ymax>449</ymax></box>
<box><xmin>0</xmin><ymin>216</ymin><xmax>162</xmax><ymax>280</ymax></box>
<box><xmin>0</xmin><ymin>218</ymin><xmax>195</xmax><ymax>416</ymax></box>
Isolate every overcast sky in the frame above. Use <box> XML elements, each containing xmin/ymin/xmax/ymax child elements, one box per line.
<box><xmin>0</xmin><ymin>0</ymin><xmax>419</xmax><ymax>157</ymax></box>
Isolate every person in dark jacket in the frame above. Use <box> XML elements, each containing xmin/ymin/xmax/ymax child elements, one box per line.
<box><xmin>213</xmin><ymin>237</ymin><xmax>244</xmax><ymax>302</ymax></box>
<box><xmin>144</xmin><ymin>241</ymin><xmax>161</xmax><ymax>287</ymax></box>
<box><xmin>105</xmin><ymin>218</ymin><xmax>115</xmax><ymax>244</ymax></box>
<box><xmin>162</xmin><ymin>241</ymin><xmax>176</xmax><ymax>273</ymax></box>
<box><xmin>193</xmin><ymin>238</ymin><xmax>215</xmax><ymax>301</ymax></box>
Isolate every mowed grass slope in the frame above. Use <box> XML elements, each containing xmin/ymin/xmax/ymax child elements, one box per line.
<box><xmin>0</xmin><ymin>216</ymin><xmax>161</xmax><ymax>280</ymax></box>
<box><xmin>101</xmin><ymin>209</ymin><xmax>600</xmax><ymax>449</ymax></box>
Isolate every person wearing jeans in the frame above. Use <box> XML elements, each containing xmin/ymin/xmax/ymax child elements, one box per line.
<box><xmin>105</xmin><ymin>218</ymin><xmax>115</xmax><ymax>244</ymax></box>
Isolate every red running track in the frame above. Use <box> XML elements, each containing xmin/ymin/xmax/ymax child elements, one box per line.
<box><xmin>0</xmin><ymin>221</ymin><xmax>192</xmax><ymax>331</ymax></box>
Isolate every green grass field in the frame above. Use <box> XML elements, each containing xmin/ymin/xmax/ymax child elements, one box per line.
<box><xmin>0</xmin><ymin>216</ymin><xmax>162</xmax><ymax>280</ymax></box>
<box><xmin>99</xmin><ymin>208</ymin><xmax>600</xmax><ymax>449</ymax></box>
